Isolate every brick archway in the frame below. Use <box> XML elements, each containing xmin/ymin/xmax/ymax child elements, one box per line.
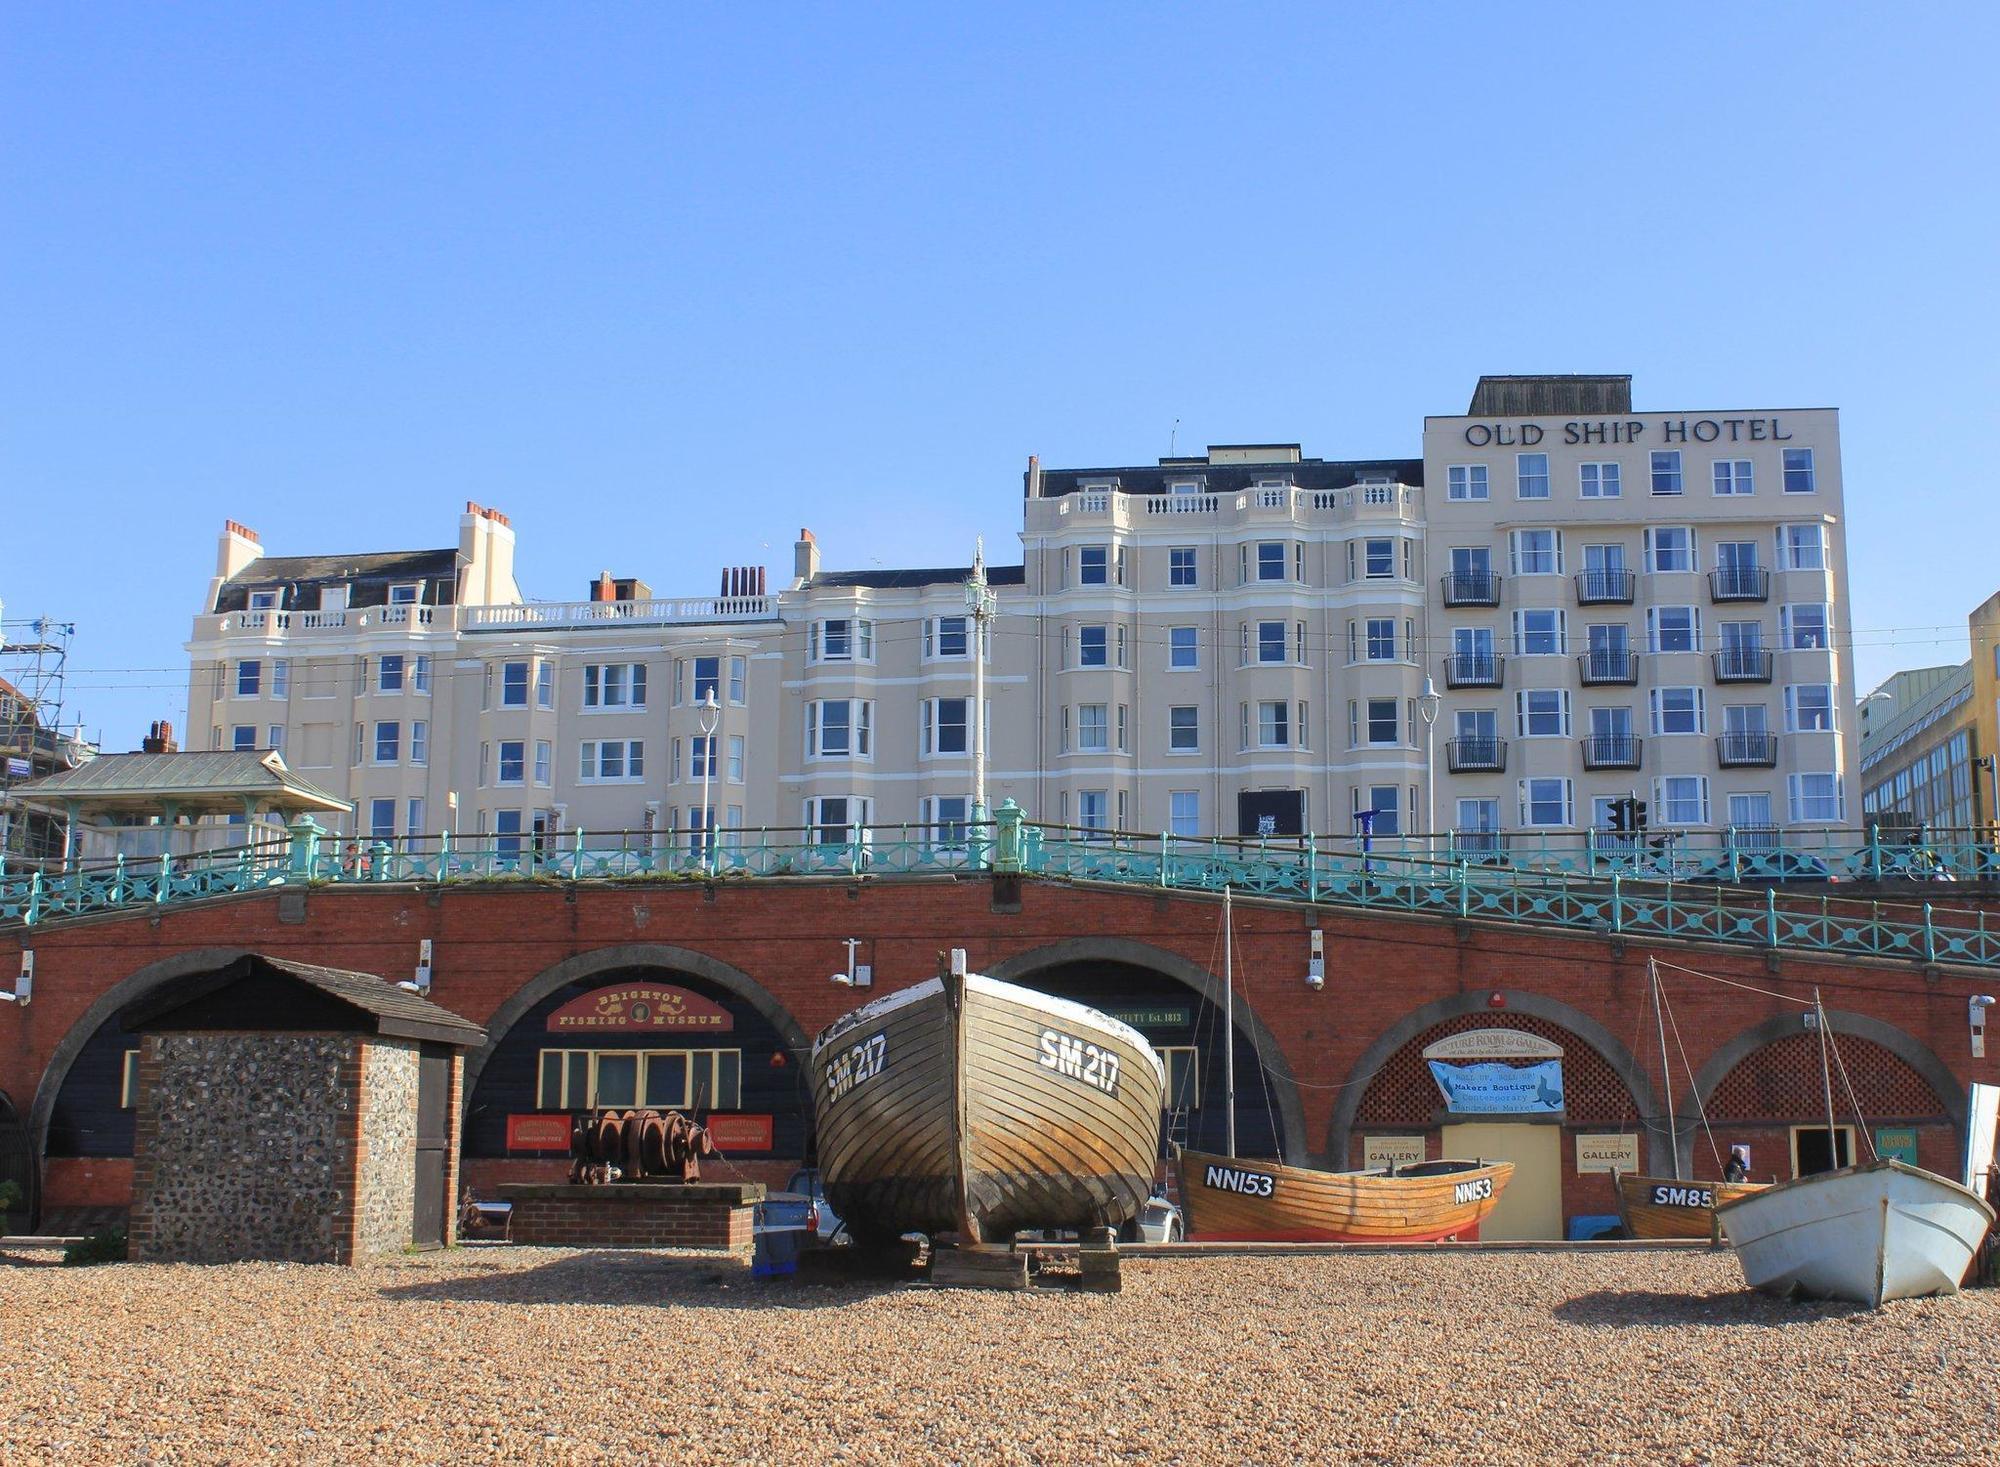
<box><xmin>1327</xmin><ymin>990</ymin><xmax>1661</xmax><ymax>1173</ymax></box>
<box><xmin>985</xmin><ymin>936</ymin><xmax>1309</xmax><ymax>1165</ymax></box>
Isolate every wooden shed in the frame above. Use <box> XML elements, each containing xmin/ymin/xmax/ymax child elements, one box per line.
<box><xmin>123</xmin><ymin>954</ymin><xmax>485</xmax><ymax>1264</ymax></box>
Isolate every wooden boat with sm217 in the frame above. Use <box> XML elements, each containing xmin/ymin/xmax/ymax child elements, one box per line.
<box><xmin>809</xmin><ymin>951</ymin><xmax>1166</xmax><ymax>1243</ymax></box>
<box><xmin>1176</xmin><ymin>1150</ymin><xmax>1514</xmax><ymax>1242</ymax></box>
<box><xmin>1613</xmin><ymin>1172</ymin><xmax>1767</xmax><ymax>1241</ymax></box>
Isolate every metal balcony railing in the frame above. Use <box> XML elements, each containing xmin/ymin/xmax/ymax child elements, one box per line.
<box><xmin>1578</xmin><ymin>647</ymin><xmax>1639</xmax><ymax>685</ymax></box>
<box><xmin>1709</xmin><ymin>566</ymin><xmax>1771</xmax><ymax>602</ymax></box>
<box><xmin>1581</xmin><ymin>734</ymin><xmax>1643</xmax><ymax>770</ymax></box>
<box><xmin>1575</xmin><ymin>568</ymin><xmax>1636</xmax><ymax>605</ymax></box>
<box><xmin>1717</xmin><ymin>731</ymin><xmax>1780</xmax><ymax>767</ymax></box>
<box><xmin>1442</xmin><ymin>653</ymin><xmax>1504</xmax><ymax>689</ymax></box>
<box><xmin>1441</xmin><ymin>571</ymin><xmax>1502</xmax><ymax>607</ymax></box>
<box><xmin>1445</xmin><ymin>736</ymin><xmax>1507</xmax><ymax>773</ymax></box>
<box><xmin>1712</xmin><ymin>647</ymin><xmax>1775</xmax><ymax>683</ymax></box>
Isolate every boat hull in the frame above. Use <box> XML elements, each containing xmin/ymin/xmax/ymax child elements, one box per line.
<box><xmin>809</xmin><ymin>971</ymin><xmax>1165</xmax><ymax>1242</ymax></box>
<box><xmin>1613</xmin><ymin>1172</ymin><xmax>1766</xmax><ymax>1241</ymax></box>
<box><xmin>1715</xmin><ymin>1158</ymin><xmax>1996</xmax><ymax>1307</ymax></box>
<box><xmin>1177</xmin><ymin>1150</ymin><xmax>1514</xmax><ymax>1243</ymax></box>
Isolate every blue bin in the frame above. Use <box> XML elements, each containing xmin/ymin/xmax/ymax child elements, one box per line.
<box><xmin>1566</xmin><ymin>1213</ymin><xmax>1622</xmax><ymax>1241</ymax></box>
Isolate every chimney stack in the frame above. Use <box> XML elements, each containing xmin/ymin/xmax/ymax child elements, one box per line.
<box><xmin>592</xmin><ymin>571</ymin><xmax>616</xmax><ymax>603</ymax></box>
<box><xmin>142</xmin><ymin>720</ymin><xmax>178</xmax><ymax>754</ymax></box>
<box><xmin>793</xmin><ymin>528</ymin><xmax>820</xmax><ymax>587</ymax></box>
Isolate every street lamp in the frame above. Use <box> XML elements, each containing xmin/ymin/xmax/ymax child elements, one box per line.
<box><xmin>697</xmin><ymin>690</ymin><xmax>720</xmax><ymax>871</ymax></box>
<box><xmin>1418</xmin><ymin>676</ymin><xmax>1442</xmax><ymax>851</ymax></box>
<box><xmin>964</xmin><ymin>539</ymin><xmax>998</xmax><ymax>824</ymax></box>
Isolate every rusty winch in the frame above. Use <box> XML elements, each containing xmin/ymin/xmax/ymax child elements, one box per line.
<box><xmin>569</xmin><ymin>1108</ymin><xmax>717</xmax><ymax>1184</ymax></box>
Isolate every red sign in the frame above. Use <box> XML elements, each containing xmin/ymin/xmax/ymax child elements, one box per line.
<box><xmin>545</xmin><ymin>984</ymin><xmax>733</xmax><ymax>1034</ymax></box>
<box><xmin>506</xmin><ymin>1113</ymin><xmax>574</xmax><ymax>1152</ymax></box>
<box><xmin>705</xmin><ymin>1114</ymin><xmax>774</xmax><ymax>1152</ymax></box>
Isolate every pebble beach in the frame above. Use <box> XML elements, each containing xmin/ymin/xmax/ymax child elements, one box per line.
<box><xmin>2</xmin><ymin>1245</ymin><xmax>1995</xmax><ymax>1465</ymax></box>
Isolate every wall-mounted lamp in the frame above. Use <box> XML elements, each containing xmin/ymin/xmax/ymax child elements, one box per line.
<box><xmin>1971</xmin><ymin>995</ymin><xmax>1996</xmax><ymax>1059</ymax></box>
<box><xmin>830</xmin><ymin>937</ymin><xmax>872</xmax><ymax>989</ymax></box>
<box><xmin>1306</xmin><ymin>929</ymin><xmax>1325</xmax><ymax>990</ymax></box>
<box><xmin>0</xmin><ymin>951</ymin><xmax>30</xmax><ymax>1006</ymax></box>
<box><xmin>399</xmin><ymin>939</ymin><xmax>434</xmax><ymax>997</ymax></box>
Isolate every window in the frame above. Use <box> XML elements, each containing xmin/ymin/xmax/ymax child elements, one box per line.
<box><xmin>1257</xmin><ymin>621</ymin><xmax>1286</xmax><ymax>664</ymax></box>
<box><xmin>579</xmin><ymin>740</ymin><xmax>645</xmax><ymax>780</ymax></box>
<box><xmin>1520</xmin><ymin>778</ymin><xmax>1572</xmax><ymax>828</ymax></box>
<box><xmin>1579</xmin><ymin>462</ymin><xmax>1621</xmax><ymax>498</ymax></box>
<box><xmin>1657</xmin><ymin>776</ymin><xmax>1710</xmax><ymax>826</ymax></box>
<box><xmin>806</xmin><ymin>796</ymin><xmax>867</xmax><ymax>844</ymax></box>
<box><xmin>727</xmin><ymin>734</ymin><xmax>745</xmax><ymax>783</ymax></box>
<box><xmin>1779</xmin><ymin>524</ymin><xmax>1826</xmax><ymax>571</ymax></box>
<box><xmin>1248</xmin><ymin>541</ymin><xmax>1284</xmax><ymax>583</ymax></box>
<box><xmin>1716</xmin><ymin>539</ymin><xmax>1758</xmax><ymax>574</ymax></box>
<box><xmin>1650</xmin><ymin>450</ymin><xmax>1683</xmax><ymax>495</ymax></box>
<box><xmin>1785</xmin><ymin>685</ymin><xmax>1835</xmax><ymax>732</ymax></box>
<box><xmin>1790</xmin><ymin>1124</ymin><xmax>1856</xmax><ymax>1178</ymax></box>
<box><xmin>1363</xmin><ymin>539</ymin><xmax>1395</xmax><ymax>579</ymax></box>
<box><xmin>923</xmin><ymin>795</ymin><xmax>969</xmax><ymax>846</ymax></box>
<box><xmin>1722</xmin><ymin>704</ymin><xmax>1768</xmax><ymax>736</ymax></box>
<box><xmin>1447</xmin><ymin>464</ymin><xmax>1489</xmax><ymax>501</ymax></box>
<box><xmin>267</xmin><ymin>725</ymin><xmax>285</xmax><ymax>753</ymax></box>
<box><xmin>1650</xmin><ymin>687</ymin><xmax>1705</xmax><ymax>735</ymax></box>
<box><xmin>1645</xmin><ymin>527</ymin><xmax>1695</xmax><ymax>573</ymax></box>
<box><xmin>808</xmin><ymin>700</ymin><xmax>871</xmax><ymax>758</ymax></box>
<box><xmin>693</xmin><ymin>657</ymin><xmax>720</xmax><ymax>703</ymax></box>
<box><xmin>583</xmin><ymin>663</ymin><xmax>647</xmax><ymax>709</ymax></box>
<box><xmin>497</xmin><ymin>739</ymin><xmax>524</xmax><ymax>784</ymax></box>
<box><xmin>388</xmin><ymin>583</ymin><xmax>420</xmax><ymax>607</ymax></box>
<box><xmin>689</xmin><ymin>736</ymin><xmax>715</xmax><ymax>779</ymax></box>
<box><xmin>1510</xmin><ymin>529</ymin><xmax>1561</xmax><ymax>575</ymax></box>
<box><xmin>1169</xmin><ymin>626</ymin><xmax>1198</xmax><ymax>669</ymax></box>
<box><xmin>236</xmin><ymin>660</ymin><xmax>261</xmax><ymax>697</ymax></box>
<box><xmin>814</xmin><ymin>619</ymin><xmax>872</xmax><ymax>662</ymax></box>
<box><xmin>366</xmin><ymin>798</ymin><xmax>396</xmax><ymax>840</ymax></box>
<box><xmin>1077</xmin><ymin>704</ymin><xmax>1109</xmax><ymax>752</ymax></box>
<box><xmin>1362</xmin><ymin>618</ymin><xmax>1397</xmax><ymax>661</ymax></box>
<box><xmin>1078</xmin><ymin>625</ymin><xmax>1107</xmax><ymax>668</ymax></box>
<box><xmin>1513</xmin><ymin>609</ymin><xmax>1566</xmax><ymax>656</ymax></box>
<box><xmin>501</xmin><ymin>661</ymin><xmax>529</xmax><ymax>707</ymax></box>
<box><xmin>1718</xmin><ymin>620</ymin><xmax>1762</xmax><ymax>653</ymax></box>
<box><xmin>536</xmin><ymin>661</ymin><xmax>555</xmax><ymax>709</ymax></box>
<box><xmin>1257</xmin><ymin>701</ymin><xmax>1290</xmax><ymax>748</ymax></box>
<box><xmin>373</xmin><ymin>721</ymin><xmax>400</xmax><ymax>764</ymax></box>
<box><xmin>1357</xmin><ymin>786</ymin><xmax>1402</xmax><ymax>835</ymax></box>
<box><xmin>1783</xmin><ymin>447</ymin><xmax>1816</xmax><ymax>493</ymax></box>
<box><xmin>538</xmin><ymin>1049</ymin><xmax>743</xmax><ymax>1111</ymax></box>
<box><xmin>1169</xmin><ymin>791</ymin><xmax>1199</xmax><ymax>837</ymax></box>
<box><xmin>1517</xmin><ymin>453</ymin><xmax>1550</xmax><ymax>499</ymax></box>
<box><xmin>924</xmin><ymin>698</ymin><xmax>969</xmax><ymax>755</ymax></box>
<box><xmin>728</xmin><ymin>656</ymin><xmax>747</xmax><ymax>703</ymax></box>
<box><xmin>1589</xmin><ymin>705</ymin><xmax>1633</xmax><ymax>738</ymax></box>
<box><xmin>412</xmin><ymin>656</ymin><xmax>431</xmax><ymax>694</ymax></box>
<box><xmin>534</xmin><ymin>740</ymin><xmax>552</xmax><ymax>786</ymax></box>
<box><xmin>927</xmin><ymin>616</ymin><xmax>969</xmax><ymax>658</ymax></box>
<box><xmin>1168</xmin><ymin>547</ymin><xmax>1198</xmax><ymax>587</ymax></box>
<box><xmin>378</xmin><ymin>655</ymin><xmax>405</xmax><ymax>694</ymax></box>
<box><xmin>410</xmin><ymin>720</ymin><xmax>428</xmax><ymax>766</ymax></box>
<box><xmin>1786</xmin><ymin>774</ymin><xmax>1841</xmax><ymax>823</ymax></box>
<box><xmin>1781</xmin><ymin>604</ymin><xmax>1830</xmax><ymax>650</ymax></box>
<box><xmin>1728</xmin><ymin>792</ymin><xmax>1773</xmax><ymax>830</ymax></box>
<box><xmin>1648</xmin><ymin>606</ymin><xmax>1700</xmax><ymax>654</ymax></box>
<box><xmin>1456</xmin><ymin>709</ymin><xmax>1499</xmax><ymax>741</ymax></box>
<box><xmin>270</xmin><ymin>660</ymin><xmax>289</xmax><ymax>699</ymax></box>
<box><xmin>1516</xmin><ymin>690</ymin><xmax>1570</xmax><ymax>737</ymax></box>
<box><xmin>1365</xmin><ymin>698</ymin><xmax>1400</xmax><ymax>746</ymax></box>
<box><xmin>1712</xmin><ymin>459</ymin><xmax>1754</xmax><ymax>495</ymax></box>
<box><xmin>247</xmin><ymin>589</ymin><xmax>279</xmax><ymax>611</ymax></box>
<box><xmin>1079</xmin><ymin>545</ymin><xmax>1109</xmax><ymax>585</ymax></box>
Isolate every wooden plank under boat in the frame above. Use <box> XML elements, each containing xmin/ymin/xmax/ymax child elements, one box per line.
<box><xmin>809</xmin><ymin>958</ymin><xmax>1165</xmax><ymax>1244</ymax></box>
<box><xmin>1612</xmin><ymin>1172</ymin><xmax>1767</xmax><ymax>1241</ymax></box>
<box><xmin>1714</xmin><ymin>1157</ymin><xmax>1995</xmax><ymax>1307</ymax></box>
<box><xmin>1176</xmin><ymin>1149</ymin><xmax>1513</xmax><ymax>1243</ymax></box>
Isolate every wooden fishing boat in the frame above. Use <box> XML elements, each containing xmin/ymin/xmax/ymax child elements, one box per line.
<box><xmin>1613</xmin><ymin>1171</ymin><xmax>1767</xmax><ymax>1241</ymax></box>
<box><xmin>1176</xmin><ymin>1150</ymin><xmax>1514</xmax><ymax>1242</ymax></box>
<box><xmin>1714</xmin><ymin>1158</ymin><xmax>1994</xmax><ymax>1306</ymax></box>
<box><xmin>809</xmin><ymin>951</ymin><xmax>1165</xmax><ymax>1243</ymax></box>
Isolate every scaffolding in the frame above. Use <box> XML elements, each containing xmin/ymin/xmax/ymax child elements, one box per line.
<box><xmin>1</xmin><ymin>601</ymin><xmax>92</xmax><ymax>861</ymax></box>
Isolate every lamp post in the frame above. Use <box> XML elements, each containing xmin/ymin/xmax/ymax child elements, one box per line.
<box><xmin>698</xmin><ymin>690</ymin><xmax>719</xmax><ymax>871</ymax></box>
<box><xmin>1418</xmin><ymin>676</ymin><xmax>1442</xmax><ymax>853</ymax></box>
<box><xmin>964</xmin><ymin>539</ymin><xmax>998</xmax><ymax>824</ymax></box>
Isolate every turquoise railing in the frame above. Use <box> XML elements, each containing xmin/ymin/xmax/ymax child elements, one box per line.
<box><xmin>3</xmin><ymin>809</ymin><xmax>1996</xmax><ymax>973</ymax></box>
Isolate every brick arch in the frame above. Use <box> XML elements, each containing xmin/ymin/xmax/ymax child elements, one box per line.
<box><xmin>1328</xmin><ymin>991</ymin><xmax>1663</xmax><ymax>1173</ymax></box>
<box><xmin>984</xmin><ymin>936</ymin><xmax>1308</xmax><ymax>1165</ymax></box>
<box><xmin>458</xmin><ymin>943</ymin><xmax>811</xmax><ymax>1112</ymax></box>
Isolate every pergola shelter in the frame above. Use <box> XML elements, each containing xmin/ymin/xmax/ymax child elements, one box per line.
<box><xmin>8</xmin><ymin>750</ymin><xmax>351</xmax><ymax>866</ymax></box>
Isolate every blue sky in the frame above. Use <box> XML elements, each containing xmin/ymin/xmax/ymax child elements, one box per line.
<box><xmin>5</xmin><ymin>4</ymin><xmax>1996</xmax><ymax>744</ymax></box>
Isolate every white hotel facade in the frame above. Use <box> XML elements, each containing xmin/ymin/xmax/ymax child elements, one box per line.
<box><xmin>184</xmin><ymin>375</ymin><xmax>1858</xmax><ymax>852</ymax></box>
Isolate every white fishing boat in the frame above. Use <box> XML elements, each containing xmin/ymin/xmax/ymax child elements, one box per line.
<box><xmin>1714</xmin><ymin>1157</ymin><xmax>1994</xmax><ymax>1307</ymax></box>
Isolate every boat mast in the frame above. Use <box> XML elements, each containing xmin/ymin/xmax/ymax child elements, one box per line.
<box><xmin>1223</xmin><ymin>885</ymin><xmax>1237</xmax><ymax>1159</ymax></box>
<box><xmin>1814</xmin><ymin>987</ymin><xmax>1839</xmax><ymax>1167</ymax></box>
<box><xmin>1649</xmin><ymin>957</ymin><xmax>1678</xmax><ymax>1181</ymax></box>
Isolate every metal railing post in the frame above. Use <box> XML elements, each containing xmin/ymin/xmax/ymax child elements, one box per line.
<box><xmin>1766</xmin><ymin>888</ymin><xmax>1779</xmax><ymax>949</ymax></box>
<box><xmin>1868</xmin><ymin>821</ymin><xmax>1882</xmax><ymax>882</ymax></box>
<box><xmin>1307</xmin><ymin>832</ymin><xmax>1318</xmax><ymax>903</ymax></box>
<box><xmin>25</xmin><ymin>871</ymin><xmax>40</xmax><ymax>926</ymax></box>
<box><xmin>1458</xmin><ymin>861</ymin><xmax>1470</xmax><ymax>918</ymax></box>
<box><xmin>156</xmin><ymin>852</ymin><xmax>171</xmax><ymax>905</ymax></box>
<box><xmin>1924</xmin><ymin>903</ymin><xmax>1938</xmax><ymax>965</ymax></box>
<box><xmin>1159</xmin><ymin>833</ymin><xmax>1171</xmax><ymax>889</ymax></box>
<box><xmin>992</xmin><ymin>799</ymin><xmax>1025</xmax><ymax>874</ymax></box>
<box><xmin>437</xmin><ymin>830</ymin><xmax>452</xmax><ymax>882</ymax></box>
<box><xmin>1612</xmin><ymin>872</ymin><xmax>1623</xmax><ymax>934</ymax></box>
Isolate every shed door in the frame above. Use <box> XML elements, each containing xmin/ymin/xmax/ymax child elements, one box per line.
<box><xmin>413</xmin><ymin>1046</ymin><xmax>453</xmax><ymax>1249</ymax></box>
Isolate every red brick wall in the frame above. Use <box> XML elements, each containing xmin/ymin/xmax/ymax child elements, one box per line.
<box><xmin>504</xmin><ymin>1190</ymin><xmax>754</xmax><ymax>1249</ymax></box>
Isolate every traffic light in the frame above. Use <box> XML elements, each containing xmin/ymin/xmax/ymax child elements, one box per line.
<box><xmin>1631</xmin><ymin>799</ymin><xmax>1649</xmax><ymax>833</ymax></box>
<box><xmin>1608</xmin><ymin>799</ymin><xmax>1631</xmax><ymax>833</ymax></box>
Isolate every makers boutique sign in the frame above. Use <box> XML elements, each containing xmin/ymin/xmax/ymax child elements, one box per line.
<box><xmin>1462</xmin><ymin>416</ymin><xmax>1794</xmax><ymax>447</ymax></box>
<box><xmin>1423</xmin><ymin>1028</ymin><xmax>1565</xmax><ymax>1115</ymax></box>
<box><xmin>545</xmin><ymin>984</ymin><xmax>734</xmax><ymax>1033</ymax></box>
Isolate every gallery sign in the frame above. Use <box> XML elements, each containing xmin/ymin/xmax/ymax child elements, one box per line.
<box><xmin>546</xmin><ymin>984</ymin><xmax>733</xmax><ymax>1033</ymax></box>
<box><xmin>505</xmin><ymin>1114</ymin><xmax>573</xmax><ymax>1152</ymax></box>
<box><xmin>1364</xmin><ymin>1135</ymin><xmax>1427</xmax><ymax>1171</ymax></box>
<box><xmin>1575</xmin><ymin>1133</ymin><xmax>1640</xmax><ymax>1175</ymax></box>
<box><xmin>1422</xmin><ymin>1029</ymin><xmax>1563</xmax><ymax>1062</ymax></box>
<box><xmin>706</xmin><ymin>1114</ymin><xmax>774</xmax><ymax>1151</ymax></box>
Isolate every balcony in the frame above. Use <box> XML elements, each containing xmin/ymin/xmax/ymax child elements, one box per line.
<box><xmin>1711</xmin><ymin>647</ymin><xmax>1774</xmax><ymax>683</ymax></box>
<box><xmin>1581</xmin><ymin>734</ymin><xmax>1643</xmax><ymax>770</ymax></box>
<box><xmin>1441</xmin><ymin>571</ymin><xmax>1502</xmax><ymax>607</ymax></box>
<box><xmin>461</xmin><ymin>596</ymin><xmax>779</xmax><ymax>632</ymax></box>
<box><xmin>1577</xmin><ymin>647</ymin><xmax>1639</xmax><ymax>686</ymax></box>
<box><xmin>1445</xmin><ymin>736</ymin><xmax>1508</xmax><ymax>773</ymax></box>
<box><xmin>1709</xmin><ymin>566</ymin><xmax>1771</xmax><ymax>603</ymax></box>
<box><xmin>215</xmin><ymin>605</ymin><xmax>447</xmax><ymax>637</ymax></box>
<box><xmin>1574</xmin><ymin>569</ymin><xmax>1636</xmax><ymax>605</ymax></box>
<box><xmin>1442</xmin><ymin>653</ymin><xmax>1504</xmax><ymax>689</ymax></box>
<box><xmin>1716</xmin><ymin>731</ymin><xmax>1779</xmax><ymax>767</ymax></box>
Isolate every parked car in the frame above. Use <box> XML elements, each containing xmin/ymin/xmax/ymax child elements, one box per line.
<box><xmin>781</xmin><ymin>1166</ymin><xmax>846</xmax><ymax>1243</ymax></box>
<box><xmin>1128</xmin><ymin>1193</ymin><xmax>1184</xmax><ymax>1243</ymax></box>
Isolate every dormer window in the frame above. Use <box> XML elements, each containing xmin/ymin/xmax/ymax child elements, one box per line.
<box><xmin>388</xmin><ymin>583</ymin><xmax>421</xmax><ymax>605</ymax></box>
<box><xmin>1168</xmin><ymin>480</ymin><xmax>1202</xmax><ymax>495</ymax></box>
<box><xmin>320</xmin><ymin>585</ymin><xmax>349</xmax><ymax>612</ymax></box>
<box><xmin>247</xmin><ymin>589</ymin><xmax>279</xmax><ymax>611</ymax></box>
